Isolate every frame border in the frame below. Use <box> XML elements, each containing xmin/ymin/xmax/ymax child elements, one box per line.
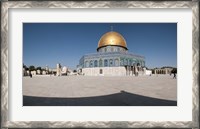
<box><xmin>1</xmin><ymin>1</ymin><xmax>199</xmax><ymax>128</ymax></box>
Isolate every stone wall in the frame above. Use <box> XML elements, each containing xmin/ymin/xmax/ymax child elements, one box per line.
<box><xmin>82</xmin><ymin>67</ymin><xmax>127</xmax><ymax>76</ymax></box>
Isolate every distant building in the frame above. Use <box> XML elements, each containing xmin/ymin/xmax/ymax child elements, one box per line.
<box><xmin>153</xmin><ymin>67</ymin><xmax>173</xmax><ymax>74</ymax></box>
<box><xmin>78</xmin><ymin>31</ymin><xmax>145</xmax><ymax>76</ymax></box>
<box><xmin>23</xmin><ymin>64</ymin><xmax>69</xmax><ymax>76</ymax></box>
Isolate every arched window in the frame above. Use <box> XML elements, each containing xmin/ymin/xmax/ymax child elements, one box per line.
<box><xmin>115</xmin><ymin>59</ymin><xmax>119</xmax><ymax>66</ymax></box>
<box><xmin>85</xmin><ymin>61</ymin><xmax>89</xmax><ymax>68</ymax></box>
<box><xmin>117</xmin><ymin>48</ymin><xmax>120</xmax><ymax>52</ymax></box>
<box><xmin>132</xmin><ymin>61</ymin><xmax>136</xmax><ymax>66</ymax></box>
<box><xmin>141</xmin><ymin>61</ymin><xmax>143</xmax><ymax>66</ymax></box>
<box><xmin>99</xmin><ymin>59</ymin><xmax>102</xmax><ymax>67</ymax></box>
<box><xmin>124</xmin><ymin>59</ymin><xmax>128</xmax><ymax>65</ymax></box>
<box><xmin>111</xmin><ymin>47</ymin><xmax>114</xmax><ymax>52</ymax></box>
<box><xmin>94</xmin><ymin>60</ymin><xmax>98</xmax><ymax>67</ymax></box>
<box><xmin>120</xmin><ymin>59</ymin><xmax>124</xmax><ymax>66</ymax></box>
<box><xmin>104</xmin><ymin>59</ymin><xmax>108</xmax><ymax>67</ymax></box>
<box><xmin>109</xmin><ymin>59</ymin><xmax>113</xmax><ymax>67</ymax></box>
<box><xmin>129</xmin><ymin>60</ymin><xmax>132</xmax><ymax>66</ymax></box>
<box><xmin>107</xmin><ymin>47</ymin><xmax>110</xmax><ymax>52</ymax></box>
<box><xmin>105</xmin><ymin>48</ymin><xmax>107</xmax><ymax>52</ymax></box>
<box><xmin>90</xmin><ymin>60</ymin><xmax>93</xmax><ymax>67</ymax></box>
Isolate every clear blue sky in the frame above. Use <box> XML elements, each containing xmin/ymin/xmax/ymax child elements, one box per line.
<box><xmin>23</xmin><ymin>23</ymin><xmax>177</xmax><ymax>69</ymax></box>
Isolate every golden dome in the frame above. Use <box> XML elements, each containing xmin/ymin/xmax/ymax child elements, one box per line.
<box><xmin>97</xmin><ymin>31</ymin><xmax>127</xmax><ymax>50</ymax></box>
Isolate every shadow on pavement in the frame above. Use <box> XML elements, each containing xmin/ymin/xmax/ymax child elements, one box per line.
<box><xmin>23</xmin><ymin>91</ymin><xmax>177</xmax><ymax>106</ymax></box>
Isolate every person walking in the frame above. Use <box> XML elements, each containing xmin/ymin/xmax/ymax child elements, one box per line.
<box><xmin>30</xmin><ymin>73</ymin><xmax>32</xmax><ymax>78</ymax></box>
<box><xmin>173</xmin><ymin>73</ymin><xmax>176</xmax><ymax>79</ymax></box>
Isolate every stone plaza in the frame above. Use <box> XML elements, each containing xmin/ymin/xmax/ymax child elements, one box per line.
<box><xmin>23</xmin><ymin>75</ymin><xmax>177</xmax><ymax>106</ymax></box>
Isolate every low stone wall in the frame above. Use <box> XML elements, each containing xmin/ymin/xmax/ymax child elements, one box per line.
<box><xmin>82</xmin><ymin>67</ymin><xmax>126</xmax><ymax>76</ymax></box>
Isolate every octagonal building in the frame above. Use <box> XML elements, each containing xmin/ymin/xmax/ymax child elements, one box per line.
<box><xmin>78</xmin><ymin>31</ymin><xmax>145</xmax><ymax>76</ymax></box>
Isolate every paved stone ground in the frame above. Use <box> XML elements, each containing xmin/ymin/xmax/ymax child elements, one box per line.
<box><xmin>23</xmin><ymin>75</ymin><xmax>177</xmax><ymax>106</ymax></box>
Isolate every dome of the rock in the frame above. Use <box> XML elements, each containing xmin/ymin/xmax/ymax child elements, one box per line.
<box><xmin>97</xmin><ymin>31</ymin><xmax>127</xmax><ymax>50</ymax></box>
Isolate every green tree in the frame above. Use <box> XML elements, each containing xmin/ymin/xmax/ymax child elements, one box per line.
<box><xmin>23</xmin><ymin>64</ymin><xmax>27</xmax><ymax>69</ymax></box>
<box><xmin>29</xmin><ymin>65</ymin><xmax>35</xmax><ymax>71</ymax></box>
<box><xmin>36</xmin><ymin>67</ymin><xmax>42</xmax><ymax>70</ymax></box>
<box><xmin>23</xmin><ymin>64</ymin><xmax>29</xmax><ymax>70</ymax></box>
<box><xmin>171</xmin><ymin>68</ymin><xmax>177</xmax><ymax>74</ymax></box>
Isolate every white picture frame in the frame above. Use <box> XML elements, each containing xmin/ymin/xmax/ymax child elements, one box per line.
<box><xmin>1</xmin><ymin>1</ymin><xmax>199</xmax><ymax>128</ymax></box>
